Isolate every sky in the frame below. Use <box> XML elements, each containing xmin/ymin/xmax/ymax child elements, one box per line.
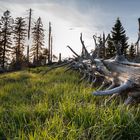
<box><xmin>0</xmin><ymin>0</ymin><xmax>140</xmax><ymax>58</ymax></box>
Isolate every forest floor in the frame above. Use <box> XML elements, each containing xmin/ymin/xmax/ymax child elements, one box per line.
<box><xmin>0</xmin><ymin>66</ymin><xmax>140</xmax><ymax>140</ymax></box>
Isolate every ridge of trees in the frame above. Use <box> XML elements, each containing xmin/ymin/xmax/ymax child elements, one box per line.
<box><xmin>0</xmin><ymin>10</ymin><xmax>139</xmax><ymax>73</ymax></box>
<box><xmin>0</xmin><ymin>9</ymin><xmax>57</xmax><ymax>72</ymax></box>
<box><xmin>105</xmin><ymin>18</ymin><xmax>138</xmax><ymax>61</ymax></box>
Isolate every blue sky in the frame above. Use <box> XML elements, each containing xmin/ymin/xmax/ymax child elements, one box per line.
<box><xmin>0</xmin><ymin>0</ymin><xmax>140</xmax><ymax>58</ymax></box>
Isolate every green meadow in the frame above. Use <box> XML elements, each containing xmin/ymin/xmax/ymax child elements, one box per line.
<box><xmin>0</xmin><ymin>67</ymin><xmax>140</xmax><ymax>140</ymax></box>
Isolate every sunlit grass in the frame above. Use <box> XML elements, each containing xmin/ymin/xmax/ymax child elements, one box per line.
<box><xmin>0</xmin><ymin>67</ymin><xmax>140</xmax><ymax>139</ymax></box>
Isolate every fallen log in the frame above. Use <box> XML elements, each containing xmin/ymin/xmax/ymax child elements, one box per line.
<box><xmin>65</xmin><ymin>39</ymin><xmax>140</xmax><ymax>105</ymax></box>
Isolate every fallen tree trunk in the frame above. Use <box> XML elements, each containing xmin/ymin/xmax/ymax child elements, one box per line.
<box><xmin>65</xmin><ymin>40</ymin><xmax>140</xmax><ymax>105</ymax></box>
<box><xmin>90</xmin><ymin>57</ymin><xmax>140</xmax><ymax>104</ymax></box>
<box><xmin>47</xmin><ymin>33</ymin><xmax>140</xmax><ymax>105</ymax></box>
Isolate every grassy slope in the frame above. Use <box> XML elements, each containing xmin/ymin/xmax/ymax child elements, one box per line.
<box><xmin>0</xmin><ymin>67</ymin><xmax>140</xmax><ymax>140</ymax></box>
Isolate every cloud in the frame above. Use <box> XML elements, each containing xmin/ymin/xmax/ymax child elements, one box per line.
<box><xmin>0</xmin><ymin>0</ymin><xmax>139</xmax><ymax>57</ymax></box>
<box><xmin>0</xmin><ymin>0</ymin><xmax>114</xmax><ymax>57</ymax></box>
<box><xmin>0</xmin><ymin>0</ymin><xmax>110</xmax><ymax>32</ymax></box>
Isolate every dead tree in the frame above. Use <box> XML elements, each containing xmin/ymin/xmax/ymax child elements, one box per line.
<box><xmin>80</xmin><ymin>33</ymin><xmax>90</xmax><ymax>59</ymax></box>
<box><xmin>66</xmin><ymin>36</ymin><xmax>140</xmax><ymax>106</ymax></box>
<box><xmin>45</xmin><ymin>19</ymin><xmax>140</xmax><ymax>106</ymax></box>
<box><xmin>135</xmin><ymin>18</ymin><xmax>140</xmax><ymax>55</ymax></box>
<box><xmin>48</xmin><ymin>22</ymin><xmax>52</xmax><ymax>64</ymax></box>
<box><xmin>93</xmin><ymin>33</ymin><xmax>109</xmax><ymax>59</ymax></box>
<box><xmin>50</xmin><ymin>36</ymin><xmax>53</xmax><ymax>62</ymax></box>
<box><xmin>27</xmin><ymin>8</ymin><xmax>32</xmax><ymax>64</ymax></box>
<box><xmin>58</xmin><ymin>53</ymin><xmax>62</xmax><ymax>63</ymax></box>
<box><xmin>67</xmin><ymin>45</ymin><xmax>80</xmax><ymax>58</ymax></box>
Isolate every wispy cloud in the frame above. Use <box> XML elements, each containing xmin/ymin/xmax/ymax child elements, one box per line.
<box><xmin>0</xmin><ymin>0</ymin><xmax>140</xmax><ymax>57</ymax></box>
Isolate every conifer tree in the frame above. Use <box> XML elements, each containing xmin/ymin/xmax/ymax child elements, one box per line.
<box><xmin>106</xmin><ymin>34</ymin><xmax>116</xmax><ymax>58</ymax></box>
<box><xmin>30</xmin><ymin>17</ymin><xmax>45</xmax><ymax>66</ymax></box>
<box><xmin>110</xmin><ymin>18</ymin><xmax>129</xmax><ymax>56</ymax></box>
<box><xmin>12</xmin><ymin>17</ymin><xmax>27</xmax><ymax>69</ymax></box>
<box><xmin>0</xmin><ymin>10</ymin><xmax>13</xmax><ymax>69</ymax></box>
<box><xmin>128</xmin><ymin>43</ymin><xmax>136</xmax><ymax>60</ymax></box>
<box><xmin>42</xmin><ymin>48</ymin><xmax>49</xmax><ymax>65</ymax></box>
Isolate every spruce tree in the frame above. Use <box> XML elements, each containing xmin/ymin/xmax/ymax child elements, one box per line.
<box><xmin>42</xmin><ymin>48</ymin><xmax>49</xmax><ymax>65</ymax></box>
<box><xmin>110</xmin><ymin>18</ymin><xmax>129</xmax><ymax>56</ymax></box>
<box><xmin>12</xmin><ymin>17</ymin><xmax>27</xmax><ymax>70</ymax></box>
<box><xmin>30</xmin><ymin>17</ymin><xmax>45</xmax><ymax>66</ymax></box>
<box><xmin>0</xmin><ymin>10</ymin><xmax>13</xmax><ymax>70</ymax></box>
<box><xmin>128</xmin><ymin>43</ymin><xmax>136</xmax><ymax>60</ymax></box>
<box><xmin>106</xmin><ymin>34</ymin><xmax>116</xmax><ymax>58</ymax></box>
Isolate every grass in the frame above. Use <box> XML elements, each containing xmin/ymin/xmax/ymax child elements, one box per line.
<box><xmin>0</xmin><ymin>66</ymin><xmax>140</xmax><ymax>140</ymax></box>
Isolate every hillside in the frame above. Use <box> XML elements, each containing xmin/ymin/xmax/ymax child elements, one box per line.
<box><xmin>0</xmin><ymin>67</ymin><xmax>140</xmax><ymax>140</ymax></box>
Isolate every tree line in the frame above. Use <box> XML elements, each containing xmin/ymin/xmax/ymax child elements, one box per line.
<box><xmin>0</xmin><ymin>10</ymin><xmax>139</xmax><ymax>73</ymax></box>
<box><xmin>99</xmin><ymin>18</ymin><xmax>139</xmax><ymax>61</ymax></box>
<box><xmin>0</xmin><ymin>9</ymin><xmax>55</xmax><ymax>72</ymax></box>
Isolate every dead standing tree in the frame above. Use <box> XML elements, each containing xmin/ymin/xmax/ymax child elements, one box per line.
<box><xmin>50</xmin><ymin>36</ymin><xmax>53</xmax><ymax>62</ymax></box>
<box><xmin>27</xmin><ymin>8</ymin><xmax>32</xmax><ymax>64</ymax></box>
<box><xmin>135</xmin><ymin>18</ymin><xmax>140</xmax><ymax>55</ymax></box>
<box><xmin>48</xmin><ymin>22</ymin><xmax>53</xmax><ymax>64</ymax></box>
<box><xmin>135</xmin><ymin>18</ymin><xmax>140</xmax><ymax>62</ymax></box>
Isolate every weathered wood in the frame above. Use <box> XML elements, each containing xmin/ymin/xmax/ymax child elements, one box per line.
<box><xmin>102</xmin><ymin>59</ymin><xmax>140</xmax><ymax>85</ymax></box>
<box><xmin>49</xmin><ymin>32</ymin><xmax>140</xmax><ymax>105</ymax></box>
<box><xmin>27</xmin><ymin>8</ymin><xmax>32</xmax><ymax>64</ymax></box>
<box><xmin>58</xmin><ymin>53</ymin><xmax>62</xmax><ymax>62</ymax></box>
<box><xmin>67</xmin><ymin>45</ymin><xmax>80</xmax><ymax>57</ymax></box>
<box><xmin>80</xmin><ymin>33</ymin><xmax>89</xmax><ymax>58</ymax></box>
<box><xmin>93</xmin><ymin>80</ymin><xmax>134</xmax><ymax>96</ymax></box>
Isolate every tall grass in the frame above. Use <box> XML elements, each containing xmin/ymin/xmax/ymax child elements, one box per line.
<box><xmin>0</xmin><ymin>67</ymin><xmax>140</xmax><ymax>140</ymax></box>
